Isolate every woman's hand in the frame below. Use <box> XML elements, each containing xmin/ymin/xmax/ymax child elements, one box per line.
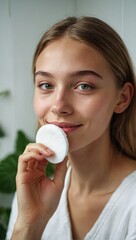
<box><xmin>12</xmin><ymin>143</ymin><xmax>67</xmax><ymax>239</ymax></box>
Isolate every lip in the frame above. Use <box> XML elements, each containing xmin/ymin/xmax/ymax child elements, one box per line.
<box><xmin>48</xmin><ymin>121</ymin><xmax>82</xmax><ymax>134</ymax></box>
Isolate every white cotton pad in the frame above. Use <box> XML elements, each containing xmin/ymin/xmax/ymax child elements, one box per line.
<box><xmin>36</xmin><ymin>124</ymin><xmax>69</xmax><ymax>164</ymax></box>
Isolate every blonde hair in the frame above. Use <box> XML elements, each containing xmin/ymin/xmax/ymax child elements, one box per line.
<box><xmin>33</xmin><ymin>16</ymin><xmax>136</xmax><ymax>160</ymax></box>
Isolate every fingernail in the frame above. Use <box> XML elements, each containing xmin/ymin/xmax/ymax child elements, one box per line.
<box><xmin>45</xmin><ymin>148</ymin><xmax>54</xmax><ymax>155</ymax></box>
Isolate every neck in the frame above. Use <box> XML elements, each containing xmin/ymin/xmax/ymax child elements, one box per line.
<box><xmin>68</xmin><ymin>136</ymin><xmax>119</xmax><ymax>195</ymax></box>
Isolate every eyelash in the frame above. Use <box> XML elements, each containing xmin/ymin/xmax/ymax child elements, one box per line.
<box><xmin>75</xmin><ymin>83</ymin><xmax>95</xmax><ymax>91</ymax></box>
<box><xmin>38</xmin><ymin>83</ymin><xmax>54</xmax><ymax>90</ymax></box>
<box><xmin>37</xmin><ymin>82</ymin><xmax>95</xmax><ymax>93</ymax></box>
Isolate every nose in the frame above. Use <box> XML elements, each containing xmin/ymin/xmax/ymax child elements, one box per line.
<box><xmin>51</xmin><ymin>89</ymin><xmax>73</xmax><ymax>116</ymax></box>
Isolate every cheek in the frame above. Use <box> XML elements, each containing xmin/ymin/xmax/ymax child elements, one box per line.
<box><xmin>99</xmin><ymin>102</ymin><xmax>117</xmax><ymax>128</ymax></box>
<box><xmin>33</xmin><ymin>94</ymin><xmax>46</xmax><ymax>118</ymax></box>
<box><xmin>87</xmin><ymin>95</ymin><xmax>116</xmax><ymax>124</ymax></box>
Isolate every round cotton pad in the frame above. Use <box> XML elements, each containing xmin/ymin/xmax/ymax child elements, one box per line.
<box><xmin>36</xmin><ymin>124</ymin><xmax>69</xmax><ymax>164</ymax></box>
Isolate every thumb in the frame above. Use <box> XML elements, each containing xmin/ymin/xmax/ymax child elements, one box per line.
<box><xmin>53</xmin><ymin>157</ymin><xmax>68</xmax><ymax>191</ymax></box>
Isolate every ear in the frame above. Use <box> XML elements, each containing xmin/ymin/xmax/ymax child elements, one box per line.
<box><xmin>114</xmin><ymin>82</ymin><xmax>134</xmax><ymax>114</ymax></box>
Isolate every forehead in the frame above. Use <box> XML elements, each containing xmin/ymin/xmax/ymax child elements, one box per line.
<box><xmin>35</xmin><ymin>37</ymin><xmax>113</xmax><ymax>78</ymax></box>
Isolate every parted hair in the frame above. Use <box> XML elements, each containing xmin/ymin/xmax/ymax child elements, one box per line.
<box><xmin>32</xmin><ymin>16</ymin><xmax>136</xmax><ymax>160</ymax></box>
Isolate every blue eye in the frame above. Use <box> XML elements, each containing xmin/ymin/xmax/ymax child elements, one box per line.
<box><xmin>39</xmin><ymin>83</ymin><xmax>54</xmax><ymax>90</ymax></box>
<box><xmin>80</xmin><ymin>84</ymin><xmax>91</xmax><ymax>90</ymax></box>
<box><xmin>77</xmin><ymin>83</ymin><xmax>93</xmax><ymax>91</ymax></box>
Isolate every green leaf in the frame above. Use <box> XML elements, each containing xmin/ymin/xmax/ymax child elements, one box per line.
<box><xmin>0</xmin><ymin>224</ymin><xmax>6</xmax><ymax>239</ymax></box>
<box><xmin>15</xmin><ymin>130</ymin><xmax>32</xmax><ymax>155</ymax></box>
<box><xmin>0</xmin><ymin>90</ymin><xmax>10</xmax><ymax>97</ymax></box>
<box><xmin>46</xmin><ymin>162</ymin><xmax>55</xmax><ymax>178</ymax></box>
<box><xmin>0</xmin><ymin>154</ymin><xmax>18</xmax><ymax>193</ymax></box>
<box><xmin>0</xmin><ymin>207</ymin><xmax>11</xmax><ymax>228</ymax></box>
<box><xmin>0</xmin><ymin>130</ymin><xmax>32</xmax><ymax>194</ymax></box>
<box><xmin>0</xmin><ymin>126</ymin><xmax>5</xmax><ymax>138</ymax></box>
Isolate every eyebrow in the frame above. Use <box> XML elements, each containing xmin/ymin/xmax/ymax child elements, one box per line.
<box><xmin>34</xmin><ymin>70</ymin><xmax>102</xmax><ymax>80</ymax></box>
<box><xmin>35</xmin><ymin>71</ymin><xmax>52</xmax><ymax>78</ymax></box>
<box><xmin>71</xmin><ymin>70</ymin><xmax>102</xmax><ymax>79</ymax></box>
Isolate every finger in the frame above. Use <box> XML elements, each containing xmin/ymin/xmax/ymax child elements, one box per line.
<box><xmin>27</xmin><ymin>159</ymin><xmax>36</xmax><ymax>170</ymax></box>
<box><xmin>24</xmin><ymin>143</ymin><xmax>54</xmax><ymax>156</ymax></box>
<box><xmin>27</xmin><ymin>158</ymin><xmax>48</xmax><ymax>172</ymax></box>
<box><xmin>17</xmin><ymin>152</ymin><xmax>47</xmax><ymax>173</ymax></box>
<box><xmin>33</xmin><ymin>159</ymin><xmax>48</xmax><ymax>171</ymax></box>
<box><xmin>53</xmin><ymin>157</ymin><xmax>68</xmax><ymax>191</ymax></box>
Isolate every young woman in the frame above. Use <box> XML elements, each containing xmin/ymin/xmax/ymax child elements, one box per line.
<box><xmin>7</xmin><ymin>16</ymin><xmax>136</xmax><ymax>240</ymax></box>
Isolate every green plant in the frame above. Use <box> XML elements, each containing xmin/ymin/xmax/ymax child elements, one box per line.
<box><xmin>0</xmin><ymin>91</ymin><xmax>55</xmax><ymax>238</ymax></box>
<box><xmin>0</xmin><ymin>125</ymin><xmax>5</xmax><ymax>138</ymax></box>
<box><xmin>0</xmin><ymin>90</ymin><xmax>9</xmax><ymax>138</ymax></box>
<box><xmin>0</xmin><ymin>90</ymin><xmax>10</xmax><ymax>97</ymax></box>
<box><xmin>0</xmin><ymin>131</ymin><xmax>31</xmax><ymax>194</ymax></box>
<box><xmin>0</xmin><ymin>207</ymin><xmax>11</xmax><ymax>239</ymax></box>
<box><xmin>0</xmin><ymin>130</ymin><xmax>31</xmax><ymax>239</ymax></box>
<box><xmin>0</xmin><ymin>129</ymin><xmax>55</xmax><ymax>239</ymax></box>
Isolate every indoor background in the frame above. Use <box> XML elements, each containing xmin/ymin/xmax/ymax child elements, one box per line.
<box><xmin>0</xmin><ymin>0</ymin><xmax>136</xmax><ymax>206</ymax></box>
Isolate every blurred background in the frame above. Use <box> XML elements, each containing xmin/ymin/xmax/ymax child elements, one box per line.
<box><xmin>0</xmin><ymin>0</ymin><xmax>136</xmax><ymax>160</ymax></box>
<box><xmin>0</xmin><ymin>0</ymin><xmax>136</xmax><ymax>236</ymax></box>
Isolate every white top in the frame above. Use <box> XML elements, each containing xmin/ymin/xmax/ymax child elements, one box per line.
<box><xmin>6</xmin><ymin>168</ymin><xmax>136</xmax><ymax>240</ymax></box>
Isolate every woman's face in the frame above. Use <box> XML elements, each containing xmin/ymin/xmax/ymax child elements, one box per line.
<box><xmin>34</xmin><ymin>38</ymin><xmax>121</xmax><ymax>152</ymax></box>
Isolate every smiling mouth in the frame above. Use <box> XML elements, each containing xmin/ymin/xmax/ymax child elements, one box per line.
<box><xmin>48</xmin><ymin>122</ymin><xmax>82</xmax><ymax>134</ymax></box>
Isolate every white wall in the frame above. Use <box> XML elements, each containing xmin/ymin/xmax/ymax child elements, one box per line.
<box><xmin>123</xmin><ymin>0</ymin><xmax>136</xmax><ymax>67</ymax></box>
<box><xmin>0</xmin><ymin>0</ymin><xmax>15</xmax><ymax>159</ymax></box>
<box><xmin>76</xmin><ymin>0</ymin><xmax>136</xmax><ymax>67</ymax></box>
<box><xmin>0</xmin><ymin>0</ymin><xmax>76</xmax><ymax>159</ymax></box>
